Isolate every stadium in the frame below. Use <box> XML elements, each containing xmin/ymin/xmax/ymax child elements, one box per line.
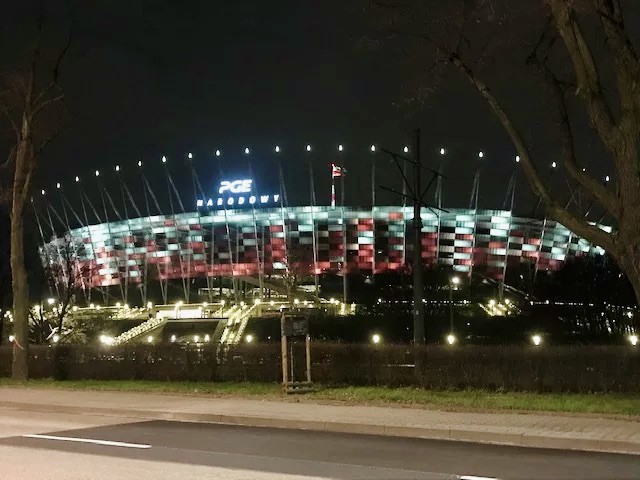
<box><xmin>35</xmin><ymin>147</ymin><xmax>608</xmax><ymax>310</ymax></box>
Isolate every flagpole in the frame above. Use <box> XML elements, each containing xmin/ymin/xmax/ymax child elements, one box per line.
<box><xmin>331</xmin><ymin>172</ymin><xmax>336</xmax><ymax>208</ymax></box>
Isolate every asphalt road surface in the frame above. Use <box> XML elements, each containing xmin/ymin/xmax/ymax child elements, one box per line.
<box><xmin>0</xmin><ymin>408</ymin><xmax>638</xmax><ymax>479</ymax></box>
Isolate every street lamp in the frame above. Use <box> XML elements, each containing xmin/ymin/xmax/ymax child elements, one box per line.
<box><xmin>371</xmin><ymin>333</ymin><xmax>381</xmax><ymax>344</ymax></box>
<box><xmin>531</xmin><ymin>334</ymin><xmax>542</xmax><ymax>346</ymax></box>
<box><xmin>449</xmin><ymin>276</ymin><xmax>460</xmax><ymax>337</ymax></box>
<box><xmin>245</xmin><ymin>334</ymin><xmax>254</xmax><ymax>343</ymax></box>
<box><xmin>446</xmin><ymin>334</ymin><xmax>456</xmax><ymax>345</ymax></box>
<box><xmin>629</xmin><ymin>334</ymin><xmax>638</xmax><ymax>347</ymax></box>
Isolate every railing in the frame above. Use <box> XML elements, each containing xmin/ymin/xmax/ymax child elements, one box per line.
<box><xmin>219</xmin><ymin>304</ymin><xmax>259</xmax><ymax>345</ymax></box>
<box><xmin>112</xmin><ymin>316</ymin><xmax>167</xmax><ymax>345</ymax></box>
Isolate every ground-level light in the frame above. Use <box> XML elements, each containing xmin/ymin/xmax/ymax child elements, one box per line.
<box><xmin>446</xmin><ymin>334</ymin><xmax>456</xmax><ymax>345</ymax></box>
<box><xmin>47</xmin><ymin>298</ymin><xmax>55</xmax><ymax>305</ymax></box>
<box><xmin>170</xmin><ymin>334</ymin><xmax>176</xmax><ymax>342</ymax></box>
<box><xmin>193</xmin><ymin>335</ymin><xmax>200</xmax><ymax>343</ymax></box>
<box><xmin>245</xmin><ymin>334</ymin><xmax>254</xmax><ymax>343</ymax></box>
<box><xmin>629</xmin><ymin>334</ymin><xmax>638</xmax><ymax>347</ymax></box>
<box><xmin>204</xmin><ymin>334</ymin><xmax>210</xmax><ymax>342</ymax></box>
<box><xmin>9</xmin><ymin>335</ymin><xmax>15</xmax><ymax>342</ymax></box>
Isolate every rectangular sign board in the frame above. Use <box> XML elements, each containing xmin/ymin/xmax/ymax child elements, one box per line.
<box><xmin>281</xmin><ymin>314</ymin><xmax>309</xmax><ymax>337</ymax></box>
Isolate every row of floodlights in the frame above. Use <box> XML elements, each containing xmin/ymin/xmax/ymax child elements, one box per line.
<box><xmin>40</xmin><ymin>147</ymin><xmax>612</xmax><ymax>194</ymax></box>
<box><xmin>7</xmin><ymin>333</ymin><xmax>638</xmax><ymax>347</ymax></box>
<box><xmin>369</xmin><ymin>333</ymin><xmax>639</xmax><ymax>347</ymax></box>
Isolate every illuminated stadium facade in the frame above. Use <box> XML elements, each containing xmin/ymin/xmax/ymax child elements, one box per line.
<box><xmin>35</xmin><ymin>148</ymin><xmax>610</xmax><ymax>306</ymax></box>
<box><xmin>40</xmin><ymin>204</ymin><xmax>605</xmax><ymax>304</ymax></box>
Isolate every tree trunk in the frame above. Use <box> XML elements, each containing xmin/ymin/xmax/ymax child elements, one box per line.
<box><xmin>10</xmin><ymin>130</ymin><xmax>31</xmax><ymax>380</ymax></box>
<box><xmin>10</xmin><ymin>201</ymin><xmax>29</xmax><ymax>380</ymax></box>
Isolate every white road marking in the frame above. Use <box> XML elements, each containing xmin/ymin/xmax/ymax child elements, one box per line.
<box><xmin>460</xmin><ymin>476</ymin><xmax>498</xmax><ymax>480</ymax></box>
<box><xmin>22</xmin><ymin>434</ymin><xmax>151</xmax><ymax>449</ymax></box>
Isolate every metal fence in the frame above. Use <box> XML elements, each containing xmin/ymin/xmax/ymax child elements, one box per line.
<box><xmin>1</xmin><ymin>343</ymin><xmax>639</xmax><ymax>393</ymax></box>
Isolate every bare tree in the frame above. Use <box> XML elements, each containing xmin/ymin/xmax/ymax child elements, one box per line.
<box><xmin>40</xmin><ymin>234</ymin><xmax>90</xmax><ymax>342</ymax></box>
<box><xmin>0</xmin><ymin>7</ymin><xmax>70</xmax><ymax>379</ymax></box>
<box><xmin>365</xmin><ymin>0</ymin><xmax>640</xmax><ymax>304</ymax></box>
<box><xmin>281</xmin><ymin>243</ymin><xmax>314</xmax><ymax>302</ymax></box>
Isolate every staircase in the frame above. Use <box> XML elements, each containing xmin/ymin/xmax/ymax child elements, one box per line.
<box><xmin>219</xmin><ymin>303</ymin><xmax>258</xmax><ymax>345</ymax></box>
<box><xmin>112</xmin><ymin>316</ymin><xmax>167</xmax><ymax>346</ymax></box>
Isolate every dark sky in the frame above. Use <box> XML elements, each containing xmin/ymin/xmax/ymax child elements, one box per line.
<box><xmin>2</xmin><ymin>1</ymin><xmax>638</xmax><ymax>218</ymax></box>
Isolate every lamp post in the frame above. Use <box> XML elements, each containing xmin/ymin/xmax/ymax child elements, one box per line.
<box><xmin>449</xmin><ymin>276</ymin><xmax>460</xmax><ymax>336</ymax></box>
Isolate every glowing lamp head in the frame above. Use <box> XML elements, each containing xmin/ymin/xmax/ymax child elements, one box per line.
<box><xmin>95</xmin><ymin>170</ymin><xmax>100</xmax><ymax>177</ymax></box>
<box><xmin>531</xmin><ymin>334</ymin><xmax>542</xmax><ymax>346</ymax></box>
<box><xmin>551</xmin><ymin>161</ymin><xmax>557</xmax><ymax>168</ymax></box>
<box><xmin>629</xmin><ymin>334</ymin><xmax>638</xmax><ymax>346</ymax></box>
<box><xmin>605</xmin><ymin>175</ymin><xmax>610</xmax><ymax>182</ymax></box>
<box><xmin>161</xmin><ymin>156</ymin><xmax>167</xmax><ymax>163</ymax></box>
<box><xmin>215</xmin><ymin>149</ymin><xmax>221</xmax><ymax>157</ymax></box>
<box><xmin>75</xmin><ymin>176</ymin><xmax>80</xmax><ymax>182</ymax></box>
<box><xmin>52</xmin><ymin>334</ymin><xmax>60</xmax><ymax>343</ymax></box>
<box><xmin>56</xmin><ymin>182</ymin><xmax>61</xmax><ymax>189</ymax></box>
<box><xmin>338</xmin><ymin>144</ymin><xmax>343</xmax><ymax>152</ymax></box>
<box><xmin>515</xmin><ymin>156</ymin><xmax>520</xmax><ymax>163</ymax></box>
<box><xmin>41</xmin><ymin>189</ymin><xmax>45</xmax><ymax>195</ymax></box>
<box><xmin>147</xmin><ymin>335</ymin><xmax>153</xmax><ymax>343</ymax></box>
<box><xmin>244</xmin><ymin>147</ymin><xmax>250</xmax><ymax>155</ymax></box>
<box><xmin>115</xmin><ymin>165</ymin><xmax>120</xmax><ymax>172</ymax></box>
<box><xmin>306</xmin><ymin>144</ymin><xmax>311</xmax><ymax>152</ymax></box>
<box><xmin>370</xmin><ymin>145</ymin><xmax>376</xmax><ymax>152</ymax></box>
<box><xmin>138</xmin><ymin>161</ymin><xmax>142</xmax><ymax>167</ymax></box>
<box><xmin>274</xmin><ymin>145</ymin><xmax>280</xmax><ymax>153</ymax></box>
<box><xmin>403</xmin><ymin>146</ymin><xmax>409</xmax><ymax>153</ymax></box>
<box><xmin>245</xmin><ymin>334</ymin><xmax>254</xmax><ymax>343</ymax></box>
<box><xmin>188</xmin><ymin>152</ymin><xmax>193</xmax><ymax>159</ymax></box>
<box><xmin>446</xmin><ymin>334</ymin><xmax>456</xmax><ymax>345</ymax></box>
<box><xmin>193</xmin><ymin>335</ymin><xmax>200</xmax><ymax>343</ymax></box>
<box><xmin>478</xmin><ymin>151</ymin><xmax>484</xmax><ymax>159</ymax></box>
<box><xmin>371</xmin><ymin>334</ymin><xmax>381</xmax><ymax>344</ymax></box>
<box><xmin>451</xmin><ymin>276</ymin><xmax>460</xmax><ymax>285</ymax></box>
<box><xmin>440</xmin><ymin>147</ymin><xmax>446</xmax><ymax>155</ymax></box>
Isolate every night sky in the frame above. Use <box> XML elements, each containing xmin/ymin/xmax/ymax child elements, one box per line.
<box><xmin>2</xmin><ymin>1</ymin><xmax>638</xmax><ymax>219</ymax></box>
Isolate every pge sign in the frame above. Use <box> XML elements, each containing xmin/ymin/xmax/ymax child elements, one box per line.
<box><xmin>219</xmin><ymin>179</ymin><xmax>252</xmax><ymax>195</ymax></box>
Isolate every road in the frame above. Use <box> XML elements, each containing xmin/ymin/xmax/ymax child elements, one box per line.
<box><xmin>0</xmin><ymin>408</ymin><xmax>638</xmax><ymax>479</ymax></box>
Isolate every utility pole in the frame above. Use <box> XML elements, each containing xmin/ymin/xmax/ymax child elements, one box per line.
<box><xmin>412</xmin><ymin>129</ymin><xmax>425</xmax><ymax>345</ymax></box>
<box><xmin>379</xmin><ymin>129</ymin><xmax>445</xmax><ymax>347</ymax></box>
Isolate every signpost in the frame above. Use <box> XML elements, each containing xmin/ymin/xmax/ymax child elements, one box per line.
<box><xmin>281</xmin><ymin>311</ymin><xmax>313</xmax><ymax>393</ymax></box>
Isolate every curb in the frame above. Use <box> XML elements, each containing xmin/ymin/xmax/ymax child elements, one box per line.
<box><xmin>1</xmin><ymin>400</ymin><xmax>638</xmax><ymax>456</ymax></box>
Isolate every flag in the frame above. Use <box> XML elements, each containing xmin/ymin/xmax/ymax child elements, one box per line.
<box><xmin>332</xmin><ymin>164</ymin><xmax>346</xmax><ymax>178</ymax></box>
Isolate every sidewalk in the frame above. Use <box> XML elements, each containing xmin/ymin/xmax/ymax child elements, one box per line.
<box><xmin>1</xmin><ymin>387</ymin><xmax>639</xmax><ymax>455</ymax></box>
